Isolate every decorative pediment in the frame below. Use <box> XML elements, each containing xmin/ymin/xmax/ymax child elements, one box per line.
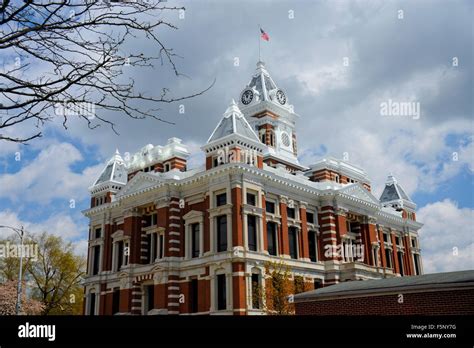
<box><xmin>338</xmin><ymin>183</ymin><xmax>380</xmax><ymax>206</ymax></box>
<box><xmin>111</xmin><ymin>230</ymin><xmax>125</xmax><ymax>240</ymax></box>
<box><xmin>116</xmin><ymin>172</ymin><xmax>162</xmax><ymax>198</ymax></box>
<box><xmin>183</xmin><ymin>210</ymin><xmax>204</xmax><ymax>220</ymax></box>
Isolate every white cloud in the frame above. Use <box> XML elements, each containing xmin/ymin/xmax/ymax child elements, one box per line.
<box><xmin>297</xmin><ymin>64</ymin><xmax>473</xmax><ymax>198</ymax></box>
<box><xmin>0</xmin><ymin>210</ymin><xmax>87</xmax><ymax>256</ymax></box>
<box><xmin>0</xmin><ymin>142</ymin><xmax>103</xmax><ymax>204</ymax></box>
<box><xmin>417</xmin><ymin>199</ymin><xmax>474</xmax><ymax>273</ymax></box>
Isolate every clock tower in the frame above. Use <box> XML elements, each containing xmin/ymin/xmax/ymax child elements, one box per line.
<box><xmin>238</xmin><ymin>61</ymin><xmax>306</xmax><ymax>172</ymax></box>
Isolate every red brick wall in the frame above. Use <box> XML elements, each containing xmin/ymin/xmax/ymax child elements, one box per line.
<box><xmin>295</xmin><ymin>288</ymin><xmax>474</xmax><ymax>315</ymax></box>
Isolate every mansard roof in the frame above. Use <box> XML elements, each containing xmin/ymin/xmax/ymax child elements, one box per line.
<box><xmin>93</xmin><ymin>149</ymin><xmax>127</xmax><ymax>186</ymax></box>
<box><xmin>247</xmin><ymin>61</ymin><xmax>278</xmax><ymax>102</ymax></box>
<box><xmin>207</xmin><ymin>99</ymin><xmax>261</xmax><ymax>144</ymax></box>
<box><xmin>380</xmin><ymin>174</ymin><xmax>413</xmax><ymax>203</ymax></box>
<box><xmin>238</xmin><ymin>61</ymin><xmax>296</xmax><ymax>117</ymax></box>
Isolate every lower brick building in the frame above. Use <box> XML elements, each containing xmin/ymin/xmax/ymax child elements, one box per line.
<box><xmin>83</xmin><ymin>61</ymin><xmax>424</xmax><ymax>315</ymax></box>
<box><xmin>295</xmin><ymin>270</ymin><xmax>474</xmax><ymax>315</ymax></box>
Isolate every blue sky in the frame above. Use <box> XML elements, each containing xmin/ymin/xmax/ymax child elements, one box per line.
<box><xmin>0</xmin><ymin>0</ymin><xmax>472</xmax><ymax>273</ymax></box>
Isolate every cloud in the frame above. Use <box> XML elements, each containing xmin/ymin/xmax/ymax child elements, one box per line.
<box><xmin>0</xmin><ymin>142</ymin><xmax>103</xmax><ymax>204</ymax></box>
<box><xmin>417</xmin><ymin>199</ymin><xmax>474</xmax><ymax>273</ymax></box>
<box><xmin>0</xmin><ymin>210</ymin><xmax>87</xmax><ymax>255</ymax></box>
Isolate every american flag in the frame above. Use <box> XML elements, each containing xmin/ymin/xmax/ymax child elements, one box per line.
<box><xmin>260</xmin><ymin>28</ymin><xmax>270</xmax><ymax>41</ymax></box>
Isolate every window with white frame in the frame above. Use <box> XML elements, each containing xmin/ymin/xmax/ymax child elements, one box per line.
<box><xmin>216</xmin><ymin>215</ymin><xmax>227</xmax><ymax>252</ymax></box>
<box><xmin>88</xmin><ymin>291</ymin><xmax>96</xmax><ymax>315</ymax></box>
<box><xmin>288</xmin><ymin>226</ymin><xmax>298</xmax><ymax>259</ymax></box>
<box><xmin>142</xmin><ymin>283</ymin><xmax>155</xmax><ymax>314</ymax></box>
<box><xmin>191</xmin><ymin>223</ymin><xmax>200</xmax><ymax>258</ymax></box>
<box><xmin>91</xmin><ymin>245</ymin><xmax>101</xmax><ymax>275</ymax></box>
<box><xmin>265</xmin><ymin>200</ymin><xmax>276</xmax><ymax>214</ymax></box>
<box><xmin>111</xmin><ymin>232</ymin><xmax>130</xmax><ymax>271</ymax></box>
<box><xmin>216</xmin><ymin>273</ymin><xmax>227</xmax><ymax>311</ymax></box>
<box><xmin>266</xmin><ymin>221</ymin><xmax>278</xmax><ymax>256</ymax></box>
<box><xmin>247</xmin><ymin>215</ymin><xmax>258</xmax><ymax>251</ymax></box>
<box><xmin>308</xmin><ymin>231</ymin><xmax>318</xmax><ymax>262</ymax></box>
<box><xmin>146</xmin><ymin>232</ymin><xmax>157</xmax><ymax>264</ymax></box>
<box><xmin>251</xmin><ymin>273</ymin><xmax>261</xmax><ymax>309</ymax></box>
<box><xmin>385</xmin><ymin>248</ymin><xmax>393</xmax><ymax>268</ymax></box>
<box><xmin>184</xmin><ymin>211</ymin><xmax>204</xmax><ymax>259</ymax></box>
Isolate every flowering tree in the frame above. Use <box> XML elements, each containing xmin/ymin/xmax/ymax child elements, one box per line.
<box><xmin>0</xmin><ymin>280</ymin><xmax>44</xmax><ymax>315</ymax></box>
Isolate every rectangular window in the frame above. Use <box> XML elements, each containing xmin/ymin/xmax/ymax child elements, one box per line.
<box><xmin>267</xmin><ymin>222</ymin><xmax>277</xmax><ymax>256</ymax></box>
<box><xmin>385</xmin><ymin>249</ymin><xmax>392</xmax><ymax>268</ymax></box>
<box><xmin>191</xmin><ymin>223</ymin><xmax>200</xmax><ymax>258</ymax></box>
<box><xmin>146</xmin><ymin>285</ymin><xmax>154</xmax><ymax>313</ymax></box>
<box><xmin>116</xmin><ymin>241</ymin><xmax>124</xmax><ymax>270</ymax></box>
<box><xmin>142</xmin><ymin>215</ymin><xmax>152</xmax><ymax>228</ymax></box>
<box><xmin>247</xmin><ymin>215</ymin><xmax>257</xmax><ymax>251</ymax></box>
<box><xmin>216</xmin><ymin>193</ymin><xmax>227</xmax><ymax>207</ymax></box>
<box><xmin>265</xmin><ymin>201</ymin><xmax>275</xmax><ymax>214</ymax></box>
<box><xmin>217</xmin><ymin>274</ymin><xmax>226</xmax><ymax>310</ymax></box>
<box><xmin>190</xmin><ymin>279</ymin><xmax>198</xmax><ymax>313</ymax></box>
<box><xmin>95</xmin><ymin>228</ymin><xmax>101</xmax><ymax>239</ymax></box>
<box><xmin>217</xmin><ymin>215</ymin><xmax>227</xmax><ymax>252</ymax></box>
<box><xmin>92</xmin><ymin>246</ymin><xmax>100</xmax><ymax>275</ymax></box>
<box><xmin>308</xmin><ymin>231</ymin><xmax>318</xmax><ymax>262</ymax></box>
<box><xmin>383</xmin><ymin>233</ymin><xmax>389</xmax><ymax>243</ymax></box>
<box><xmin>398</xmin><ymin>252</ymin><xmax>404</xmax><ymax>276</ymax></box>
<box><xmin>396</xmin><ymin>236</ymin><xmax>400</xmax><ymax>246</ymax></box>
<box><xmin>246</xmin><ymin>193</ymin><xmax>256</xmax><ymax>206</ymax></box>
<box><xmin>411</xmin><ymin>238</ymin><xmax>416</xmax><ymax>248</ymax></box>
<box><xmin>151</xmin><ymin>213</ymin><xmax>157</xmax><ymax>226</ymax></box>
<box><xmin>288</xmin><ymin>227</ymin><xmax>298</xmax><ymax>259</ymax></box>
<box><xmin>151</xmin><ymin>234</ymin><xmax>157</xmax><ymax>263</ymax></box>
<box><xmin>124</xmin><ymin>242</ymin><xmax>129</xmax><ymax>266</ymax></box>
<box><xmin>287</xmin><ymin>207</ymin><xmax>295</xmax><ymax>219</ymax></box>
<box><xmin>313</xmin><ymin>279</ymin><xmax>322</xmax><ymax>289</ymax></box>
<box><xmin>251</xmin><ymin>274</ymin><xmax>260</xmax><ymax>309</ymax></box>
<box><xmin>158</xmin><ymin>234</ymin><xmax>164</xmax><ymax>259</ymax></box>
<box><xmin>414</xmin><ymin>254</ymin><xmax>421</xmax><ymax>275</ymax></box>
<box><xmin>146</xmin><ymin>234</ymin><xmax>152</xmax><ymax>263</ymax></box>
<box><xmin>112</xmin><ymin>289</ymin><xmax>120</xmax><ymax>315</ymax></box>
<box><xmin>89</xmin><ymin>293</ymin><xmax>96</xmax><ymax>315</ymax></box>
<box><xmin>306</xmin><ymin>212</ymin><xmax>314</xmax><ymax>224</ymax></box>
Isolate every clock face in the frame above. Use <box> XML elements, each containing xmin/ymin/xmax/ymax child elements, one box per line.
<box><xmin>281</xmin><ymin>132</ymin><xmax>290</xmax><ymax>147</ymax></box>
<box><xmin>241</xmin><ymin>89</ymin><xmax>254</xmax><ymax>105</ymax></box>
<box><xmin>276</xmin><ymin>89</ymin><xmax>286</xmax><ymax>105</ymax></box>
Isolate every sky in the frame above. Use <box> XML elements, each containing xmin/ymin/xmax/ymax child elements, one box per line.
<box><xmin>0</xmin><ymin>0</ymin><xmax>472</xmax><ymax>274</ymax></box>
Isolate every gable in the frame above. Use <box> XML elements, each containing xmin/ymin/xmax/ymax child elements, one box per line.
<box><xmin>116</xmin><ymin>172</ymin><xmax>162</xmax><ymax>198</ymax></box>
<box><xmin>338</xmin><ymin>183</ymin><xmax>381</xmax><ymax>206</ymax></box>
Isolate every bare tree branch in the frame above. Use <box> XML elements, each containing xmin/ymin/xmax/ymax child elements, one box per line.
<box><xmin>0</xmin><ymin>0</ymin><xmax>213</xmax><ymax>143</ymax></box>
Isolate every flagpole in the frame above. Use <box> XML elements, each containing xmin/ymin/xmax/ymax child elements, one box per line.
<box><xmin>258</xmin><ymin>24</ymin><xmax>261</xmax><ymax>62</ymax></box>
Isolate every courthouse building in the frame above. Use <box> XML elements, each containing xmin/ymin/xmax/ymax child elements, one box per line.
<box><xmin>83</xmin><ymin>61</ymin><xmax>424</xmax><ymax>315</ymax></box>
